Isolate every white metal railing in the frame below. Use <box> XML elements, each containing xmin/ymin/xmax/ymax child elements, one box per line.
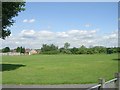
<box><xmin>87</xmin><ymin>84</ymin><xmax>101</xmax><ymax>90</ymax></box>
<box><xmin>105</xmin><ymin>78</ymin><xmax>117</xmax><ymax>84</ymax></box>
<box><xmin>87</xmin><ymin>73</ymin><xmax>120</xmax><ymax>90</ymax></box>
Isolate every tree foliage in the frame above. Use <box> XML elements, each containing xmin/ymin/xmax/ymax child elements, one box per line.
<box><xmin>41</xmin><ymin>44</ymin><xmax>59</xmax><ymax>54</ymax></box>
<box><xmin>16</xmin><ymin>47</ymin><xmax>21</xmax><ymax>52</ymax></box>
<box><xmin>16</xmin><ymin>46</ymin><xmax>25</xmax><ymax>53</ymax></box>
<box><xmin>40</xmin><ymin>43</ymin><xmax>119</xmax><ymax>55</ymax></box>
<box><xmin>1</xmin><ymin>44</ymin><xmax>119</xmax><ymax>55</ymax></box>
<box><xmin>2</xmin><ymin>47</ymin><xmax>10</xmax><ymax>52</ymax></box>
<box><xmin>60</xmin><ymin>42</ymin><xmax>72</xmax><ymax>54</ymax></box>
<box><xmin>77</xmin><ymin>45</ymin><xmax>87</xmax><ymax>54</ymax></box>
<box><xmin>70</xmin><ymin>47</ymin><xmax>79</xmax><ymax>54</ymax></box>
<box><xmin>64</xmin><ymin>42</ymin><xmax>70</xmax><ymax>49</ymax></box>
<box><xmin>1</xmin><ymin>2</ymin><xmax>25</xmax><ymax>39</ymax></box>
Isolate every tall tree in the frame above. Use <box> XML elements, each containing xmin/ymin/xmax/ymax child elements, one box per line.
<box><xmin>63</xmin><ymin>42</ymin><xmax>71</xmax><ymax>54</ymax></box>
<box><xmin>16</xmin><ymin>46</ymin><xmax>25</xmax><ymax>53</ymax></box>
<box><xmin>64</xmin><ymin>42</ymin><xmax>70</xmax><ymax>49</ymax></box>
<box><xmin>21</xmin><ymin>47</ymin><xmax>25</xmax><ymax>53</ymax></box>
<box><xmin>16</xmin><ymin>47</ymin><xmax>21</xmax><ymax>52</ymax></box>
<box><xmin>78</xmin><ymin>45</ymin><xmax>87</xmax><ymax>54</ymax></box>
<box><xmin>1</xmin><ymin>2</ymin><xmax>25</xmax><ymax>39</ymax></box>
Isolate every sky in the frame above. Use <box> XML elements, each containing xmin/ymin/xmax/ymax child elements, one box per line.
<box><xmin>25</xmin><ymin>0</ymin><xmax>119</xmax><ymax>2</ymax></box>
<box><xmin>1</xmin><ymin>2</ymin><xmax>118</xmax><ymax>49</ymax></box>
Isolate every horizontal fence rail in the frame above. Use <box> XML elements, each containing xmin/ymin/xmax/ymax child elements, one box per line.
<box><xmin>87</xmin><ymin>84</ymin><xmax>101</xmax><ymax>90</ymax></box>
<box><xmin>105</xmin><ymin>78</ymin><xmax>117</xmax><ymax>85</ymax></box>
<box><xmin>87</xmin><ymin>73</ymin><xmax>120</xmax><ymax>90</ymax></box>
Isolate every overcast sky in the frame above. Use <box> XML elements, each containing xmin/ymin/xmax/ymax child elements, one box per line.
<box><xmin>1</xmin><ymin>2</ymin><xmax>118</xmax><ymax>49</ymax></box>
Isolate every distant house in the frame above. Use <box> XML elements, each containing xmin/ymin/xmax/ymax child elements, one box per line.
<box><xmin>25</xmin><ymin>49</ymin><xmax>31</xmax><ymax>54</ymax></box>
<box><xmin>36</xmin><ymin>49</ymin><xmax>41</xmax><ymax>54</ymax></box>
<box><xmin>11</xmin><ymin>49</ymin><xmax>17</xmax><ymax>53</ymax></box>
<box><xmin>29</xmin><ymin>49</ymin><xmax>38</xmax><ymax>55</ymax></box>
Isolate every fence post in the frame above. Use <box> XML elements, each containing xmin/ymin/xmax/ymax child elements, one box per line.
<box><xmin>98</xmin><ymin>78</ymin><xmax>105</xmax><ymax>90</ymax></box>
<box><xmin>115</xmin><ymin>73</ymin><xmax>120</xmax><ymax>90</ymax></box>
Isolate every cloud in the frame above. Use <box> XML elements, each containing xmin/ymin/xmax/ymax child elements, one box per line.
<box><xmin>103</xmin><ymin>33</ymin><xmax>117</xmax><ymax>39</ymax></box>
<box><xmin>67</xmin><ymin>30</ymin><xmax>97</xmax><ymax>36</ymax></box>
<box><xmin>29</xmin><ymin>19</ymin><xmax>35</xmax><ymax>23</ymax></box>
<box><xmin>38</xmin><ymin>31</ymin><xmax>54</xmax><ymax>37</ymax></box>
<box><xmin>20</xmin><ymin>30</ymin><xmax>36</xmax><ymax>38</ymax></box>
<box><xmin>23</xmin><ymin>19</ymin><xmax>28</xmax><ymax>23</ymax></box>
<box><xmin>57</xmin><ymin>32</ymin><xmax>69</xmax><ymax>38</ymax></box>
<box><xmin>85</xmin><ymin>24</ymin><xmax>92</xmax><ymax>27</ymax></box>
<box><xmin>1</xmin><ymin>29</ymin><xmax>118</xmax><ymax>49</ymax></box>
<box><xmin>23</xmin><ymin>19</ymin><xmax>35</xmax><ymax>23</ymax></box>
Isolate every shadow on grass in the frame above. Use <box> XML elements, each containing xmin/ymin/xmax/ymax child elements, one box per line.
<box><xmin>0</xmin><ymin>64</ymin><xmax>26</xmax><ymax>72</ymax></box>
<box><xmin>112</xmin><ymin>59</ymin><xmax>120</xmax><ymax>61</ymax></box>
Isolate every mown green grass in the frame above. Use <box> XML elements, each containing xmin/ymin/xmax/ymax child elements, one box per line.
<box><xmin>2</xmin><ymin>54</ymin><xmax>118</xmax><ymax>85</ymax></box>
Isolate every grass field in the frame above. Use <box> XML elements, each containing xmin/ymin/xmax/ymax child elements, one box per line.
<box><xmin>2</xmin><ymin>54</ymin><xmax>118</xmax><ymax>85</ymax></box>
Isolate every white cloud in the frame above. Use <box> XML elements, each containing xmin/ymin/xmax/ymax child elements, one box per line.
<box><xmin>20</xmin><ymin>30</ymin><xmax>36</xmax><ymax>38</ymax></box>
<box><xmin>38</xmin><ymin>31</ymin><xmax>54</xmax><ymax>37</ymax></box>
<box><xmin>15</xmin><ymin>41</ymin><xmax>20</xmax><ymax>44</ymax></box>
<box><xmin>67</xmin><ymin>30</ymin><xmax>80</xmax><ymax>34</ymax></box>
<box><xmin>29</xmin><ymin>19</ymin><xmax>35</xmax><ymax>23</ymax></box>
<box><xmin>21</xmin><ymin>30</ymin><xmax>35</xmax><ymax>35</ymax></box>
<box><xmin>57</xmin><ymin>32</ymin><xmax>69</xmax><ymax>38</ymax></box>
<box><xmin>23</xmin><ymin>19</ymin><xmax>35</xmax><ymax>23</ymax></box>
<box><xmin>67</xmin><ymin>30</ymin><xmax>97</xmax><ymax>35</ymax></box>
<box><xmin>36</xmin><ymin>31</ymin><xmax>55</xmax><ymax>40</ymax></box>
<box><xmin>23</xmin><ymin>19</ymin><xmax>28</xmax><ymax>23</ymax></box>
<box><xmin>85</xmin><ymin>24</ymin><xmax>92</xmax><ymax>27</ymax></box>
<box><xmin>103</xmin><ymin>33</ymin><xmax>117</xmax><ymax>39</ymax></box>
<box><xmin>1</xmin><ymin>29</ymin><xmax>118</xmax><ymax>49</ymax></box>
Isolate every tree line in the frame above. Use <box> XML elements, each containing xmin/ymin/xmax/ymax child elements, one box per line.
<box><xmin>1</xmin><ymin>46</ymin><xmax>25</xmax><ymax>53</ymax></box>
<box><xmin>40</xmin><ymin>42</ymin><xmax>119</xmax><ymax>54</ymax></box>
<box><xmin>1</xmin><ymin>42</ymin><xmax>119</xmax><ymax>54</ymax></box>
